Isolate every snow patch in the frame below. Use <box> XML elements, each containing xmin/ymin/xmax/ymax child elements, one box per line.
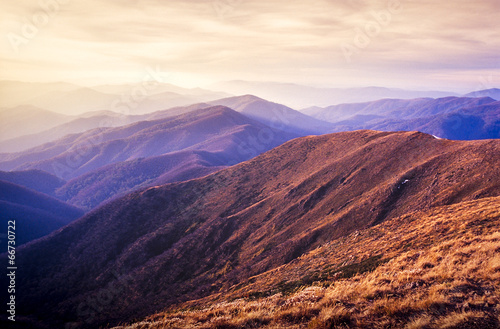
<box><xmin>398</xmin><ymin>179</ymin><xmax>410</xmax><ymax>189</ymax></box>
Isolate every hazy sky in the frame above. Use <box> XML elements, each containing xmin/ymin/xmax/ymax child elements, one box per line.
<box><xmin>1</xmin><ymin>0</ymin><xmax>499</xmax><ymax>91</ymax></box>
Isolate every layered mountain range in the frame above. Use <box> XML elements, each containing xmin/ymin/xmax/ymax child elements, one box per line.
<box><xmin>0</xmin><ymin>82</ymin><xmax>499</xmax><ymax>329</ymax></box>
<box><xmin>3</xmin><ymin>130</ymin><xmax>499</xmax><ymax>328</ymax></box>
<box><xmin>2</xmin><ymin>92</ymin><xmax>498</xmax><ymax>155</ymax></box>
<box><xmin>0</xmin><ymin>92</ymin><xmax>498</xmax><ymax>247</ymax></box>
<box><xmin>0</xmin><ymin>106</ymin><xmax>295</xmax><ymax>179</ymax></box>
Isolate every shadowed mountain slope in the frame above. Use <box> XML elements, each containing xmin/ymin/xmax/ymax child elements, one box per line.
<box><xmin>55</xmin><ymin>150</ymin><xmax>227</xmax><ymax>210</ymax></box>
<box><xmin>0</xmin><ymin>180</ymin><xmax>84</xmax><ymax>251</ymax></box>
<box><xmin>5</xmin><ymin>130</ymin><xmax>500</xmax><ymax>328</ymax></box>
<box><xmin>0</xmin><ymin>169</ymin><xmax>65</xmax><ymax>197</ymax></box>
<box><xmin>369</xmin><ymin>101</ymin><xmax>500</xmax><ymax>140</ymax></box>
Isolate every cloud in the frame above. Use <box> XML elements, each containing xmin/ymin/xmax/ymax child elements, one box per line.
<box><xmin>0</xmin><ymin>0</ymin><xmax>498</xmax><ymax>91</ymax></box>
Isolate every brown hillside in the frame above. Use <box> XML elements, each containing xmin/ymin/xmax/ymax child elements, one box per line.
<box><xmin>5</xmin><ymin>130</ymin><xmax>500</xmax><ymax>328</ymax></box>
<box><xmin>120</xmin><ymin>196</ymin><xmax>500</xmax><ymax>328</ymax></box>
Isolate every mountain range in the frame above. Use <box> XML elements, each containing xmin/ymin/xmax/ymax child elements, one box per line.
<box><xmin>465</xmin><ymin>88</ymin><xmax>500</xmax><ymax>100</ymax></box>
<box><xmin>0</xmin><ymin>106</ymin><xmax>295</xmax><ymax>179</ymax></box>
<box><xmin>302</xmin><ymin>96</ymin><xmax>500</xmax><ymax>140</ymax></box>
<box><xmin>0</xmin><ymin>93</ymin><xmax>498</xmax><ymax>242</ymax></box>
<box><xmin>0</xmin><ymin>94</ymin><xmax>335</xmax><ymax>154</ymax></box>
<box><xmin>0</xmin><ymin>110</ymin><xmax>147</xmax><ymax>153</ymax></box>
<box><xmin>0</xmin><ymin>80</ymin><xmax>231</xmax><ymax>115</ymax></box>
<box><xmin>210</xmin><ymin>81</ymin><xmax>463</xmax><ymax>108</ymax></box>
<box><xmin>0</xmin><ymin>105</ymin><xmax>73</xmax><ymax>142</ymax></box>
<box><xmin>0</xmin><ymin>106</ymin><xmax>297</xmax><ymax>213</ymax></box>
<box><xmin>0</xmin><ymin>103</ymin><xmax>219</xmax><ymax>153</ymax></box>
<box><xmin>0</xmin><ymin>169</ymin><xmax>65</xmax><ymax>196</ymax></box>
<box><xmin>3</xmin><ymin>93</ymin><xmax>498</xmax><ymax>155</ymax></box>
<box><xmin>54</xmin><ymin>150</ymin><xmax>227</xmax><ymax>210</ymax></box>
<box><xmin>302</xmin><ymin>96</ymin><xmax>495</xmax><ymax>122</ymax></box>
<box><xmin>4</xmin><ymin>130</ymin><xmax>499</xmax><ymax>328</ymax></box>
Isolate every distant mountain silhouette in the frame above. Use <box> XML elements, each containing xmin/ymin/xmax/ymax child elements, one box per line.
<box><xmin>0</xmin><ymin>111</ymin><xmax>148</xmax><ymax>153</ymax></box>
<box><xmin>7</xmin><ymin>130</ymin><xmax>499</xmax><ymax>328</ymax></box>
<box><xmin>303</xmin><ymin>97</ymin><xmax>499</xmax><ymax>140</ymax></box>
<box><xmin>210</xmin><ymin>95</ymin><xmax>334</xmax><ymax>135</ymax></box>
<box><xmin>302</xmin><ymin>96</ymin><xmax>495</xmax><ymax>122</ymax></box>
<box><xmin>0</xmin><ymin>103</ymin><xmax>216</xmax><ymax>153</ymax></box>
<box><xmin>0</xmin><ymin>80</ymin><xmax>81</xmax><ymax>108</ymax></box>
<box><xmin>0</xmin><ymin>80</ymin><xmax>233</xmax><ymax>152</ymax></box>
<box><xmin>210</xmin><ymin>81</ymin><xmax>459</xmax><ymax>108</ymax></box>
<box><xmin>27</xmin><ymin>87</ymin><xmax>119</xmax><ymax>115</ymax></box>
<box><xmin>29</xmin><ymin>87</ymin><xmax>229</xmax><ymax>115</ymax></box>
<box><xmin>465</xmin><ymin>88</ymin><xmax>500</xmax><ymax>100</ymax></box>
<box><xmin>0</xmin><ymin>105</ymin><xmax>73</xmax><ymax>141</ymax></box>
<box><xmin>0</xmin><ymin>80</ymin><xmax>232</xmax><ymax>116</ymax></box>
<box><xmin>0</xmin><ymin>180</ymin><xmax>84</xmax><ymax>251</ymax></box>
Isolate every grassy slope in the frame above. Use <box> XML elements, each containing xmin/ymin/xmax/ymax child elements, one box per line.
<box><xmin>117</xmin><ymin>196</ymin><xmax>500</xmax><ymax>329</ymax></box>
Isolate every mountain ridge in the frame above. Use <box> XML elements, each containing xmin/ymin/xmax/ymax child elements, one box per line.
<box><xmin>0</xmin><ymin>106</ymin><xmax>296</xmax><ymax>179</ymax></box>
<box><xmin>210</xmin><ymin>95</ymin><xmax>335</xmax><ymax>135</ymax></box>
<box><xmin>55</xmin><ymin>150</ymin><xmax>228</xmax><ymax>210</ymax></box>
<box><xmin>209</xmin><ymin>81</ymin><xmax>459</xmax><ymax>108</ymax></box>
<box><xmin>302</xmin><ymin>97</ymin><xmax>499</xmax><ymax>140</ymax></box>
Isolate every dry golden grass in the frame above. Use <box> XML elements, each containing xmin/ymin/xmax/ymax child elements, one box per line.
<box><xmin>113</xmin><ymin>197</ymin><xmax>500</xmax><ymax>328</ymax></box>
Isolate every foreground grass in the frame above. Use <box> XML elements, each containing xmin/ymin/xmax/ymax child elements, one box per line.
<box><xmin>113</xmin><ymin>197</ymin><xmax>500</xmax><ymax>328</ymax></box>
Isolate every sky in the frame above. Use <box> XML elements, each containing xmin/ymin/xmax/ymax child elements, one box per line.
<box><xmin>1</xmin><ymin>0</ymin><xmax>499</xmax><ymax>92</ymax></box>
